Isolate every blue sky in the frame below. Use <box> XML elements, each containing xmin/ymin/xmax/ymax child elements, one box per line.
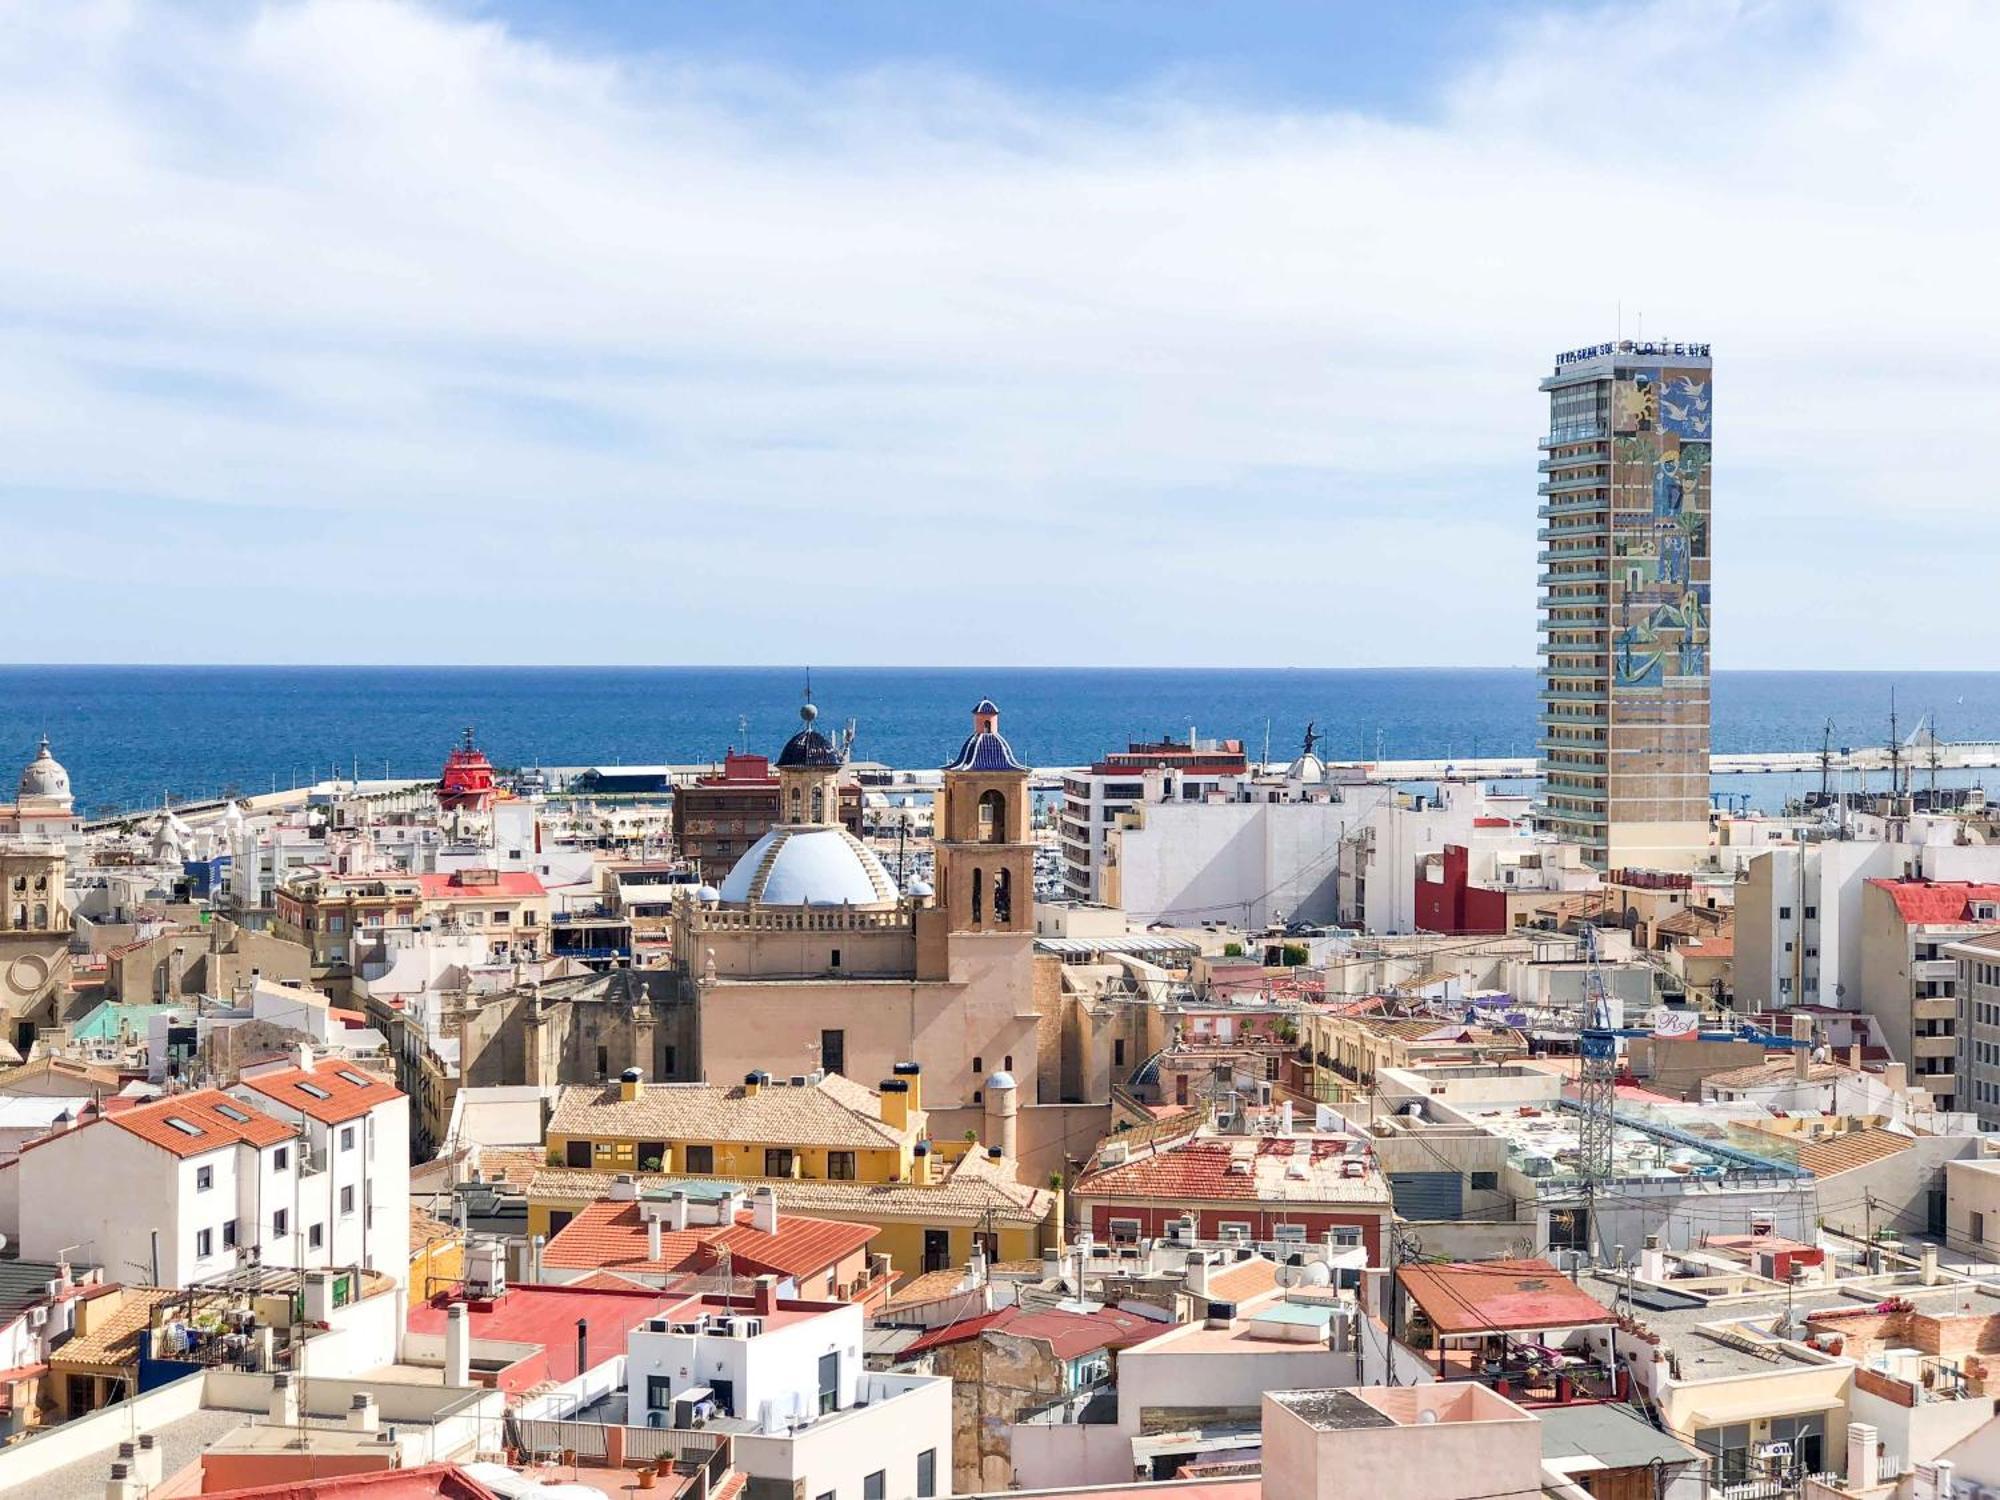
<box><xmin>0</xmin><ymin>0</ymin><xmax>1992</xmax><ymax>668</ymax></box>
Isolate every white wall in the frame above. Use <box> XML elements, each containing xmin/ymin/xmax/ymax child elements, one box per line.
<box><xmin>730</xmin><ymin>1374</ymin><xmax>952</xmax><ymax>1500</ymax></box>
<box><xmin>624</xmin><ymin>1304</ymin><xmax>866</xmax><ymax>1427</ymax></box>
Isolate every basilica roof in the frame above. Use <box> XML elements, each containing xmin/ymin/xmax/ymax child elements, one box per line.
<box><xmin>775</xmin><ymin>701</ymin><xmax>844</xmax><ymax>770</ymax></box>
<box><xmin>943</xmin><ymin>700</ymin><xmax>1027</xmax><ymax>774</ymax></box>
<box><xmin>717</xmin><ymin>825</ymin><xmax>900</xmax><ymax>907</ymax></box>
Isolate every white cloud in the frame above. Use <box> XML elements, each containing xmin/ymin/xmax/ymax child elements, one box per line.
<box><xmin>0</xmin><ymin>0</ymin><xmax>1994</xmax><ymax>665</ymax></box>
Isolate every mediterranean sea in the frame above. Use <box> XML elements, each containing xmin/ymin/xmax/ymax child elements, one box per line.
<box><xmin>3</xmin><ymin>666</ymin><xmax>1999</xmax><ymax>818</ymax></box>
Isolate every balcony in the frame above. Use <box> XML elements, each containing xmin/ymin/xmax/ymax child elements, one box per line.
<box><xmin>1539</xmin><ymin>569</ymin><xmax>1609</xmax><ymax>586</ymax></box>
<box><xmin>1537</xmin><ymin>523</ymin><xmax>1608</xmax><ymax>542</ymax></box>
<box><xmin>1537</xmin><ymin>476</ymin><xmax>1610</xmax><ymax>496</ymax></box>
<box><xmin>1543</xmin><ymin>780</ymin><xmax>1607</xmax><ymax>802</ymax></box>
<box><xmin>1540</xmin><ymin>425</ymin><xmax>1607</xmax><ymax>447</ymax></box>
<box><xmin>1912</xmin><ymin>1034</ymin><xmax>1957</xmax><ymax>1058</ymax></box>
<box><xmin>1914</xmin><ymin>959</ymin><xmax>1960</xmax><ymax>982</ymax></box>
<box><xmin>1538</xmin><ymin>493</ymin><xmax>1612</xmax><ymax>516</ymax></box>
<box><xmin>1913</xmin><ymin>996</ymin><xmax>1958</xmax><ymax>1022</ymax></box>
<box><xmin>1536</xmin><ymin>804</ymin><xmax>1609</xmax><ymax>826</ymax></box>
<box><xmin>1542</xmin><ymin>592</ymin><xmax>1608</xmax><ymax>609</ymax></box>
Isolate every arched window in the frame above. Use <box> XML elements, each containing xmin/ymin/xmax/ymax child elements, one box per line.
<box><xmin>993</xmin><ymin>868</ymin><xmax>1012</xmax><ymax>925</ymax></box>
<box><xmin>33</xmin><ymin>876</ymin><xmax>45</xmax><ymax>893</ymax></box>
<box><xmin>811</xmin><ymin>786</ymin><xmax>825</xmax><ymax>822</ymax></box>
<box><xmin>8</xmin><ymin>904</ymin><xmax>22</xmax><ymax>929</ymax></box>
<box><xmin>30</xmin><ymin>903</ymin><xmax>46</xmax><ymax>929</ymax></box>
<box><xmin>789</xmin><ymin>786</ymin><xmax>802</xmax><ymax>821</ymax></box>
<box><xmin>970</xmin><ymin>868</ymin><xmax>984</xmax><ymax>925</ymax></box>
<box><xmin>978</xmin><ymin>790</ymin><xmax>1006</xmax><ymax>843</ymax></box>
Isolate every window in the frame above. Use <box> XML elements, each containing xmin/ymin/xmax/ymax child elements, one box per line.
<box><xmin>1273</xmin><ymin>1224</ymin><xmax>1307</xmax><ymax>1243</ymax></box>
<box><xmin>972</xmin><ymin>1056</ymin><xmax>983</xmax><ymax>1075</ymax></box>
<box><xmin>1470</xmin><ymin>1171</ymin><xmax>1499</xmax><ymax>1191</ymax></box>
<box><xmin>297</xmin><ymin>1082</ymin><xmax>330</xmax><ymax>1100</ymax></box>
<box><xmin>565</xmin><ymin>1140</ymin><xmax>592</xmax><ymax>1168</ymax></box>
<box><xmin>222</xmin><ymin>1219</ymin><xmax>237</xmax><ymax>1249</ymax></box>
<box><xmin>1804</xmin><ymin>905</ymin><xmax>1818</xmax><ymax>919</ymax></box>
<box><xmin>1113</xmin><ymin>1039</ymin><xmax>1125</xmax><ymax>1069</ymax></box>
<box><xmin>273</xmin><ymin>1146</ymin><xmax>289</xmax><ymax>1172</ymax></box>
<box><xmin>214</xmin><ymin>1102</ymin><xmax>251</xmax><ymax>1122</ymax></box>
<box><xmin>820</xmin><ymin>1029</ymin><xmax>845</xmax><ymax>1076</ymax></box>
<box><xmin>918</xmin><ymin>1449</ymin><xmax>937</xmax><ymax>1498</ymax></box>
<box><xmin>685</xmin><ymin>1144</ymin><xmax>715</xmax><ymax>1174</ymax></box>
<box><xmin>827</xmin><ymin>1151</ymin><xmax>857</xmax><ymax>1181</ymax></box>
<box><xmin>765</xmin><ymin>1148</ymin><xmax>795</xmax><ymax>1177</ymax></box>
<box><xmin>1331</xmin><ymin>1226</ymin><xmax>1362</xmax><ymax>1247</ymax></box>
<box><xmin>196</xmin><ymin>1229</ymin><xmax>213</xmax><ymax>1258</ymax></box>
<box><xmin>647</xmin><ymin>1375</ymin><xmax>673</xmax><ymax>1411</ymax></box>
<box><xmin>1779</xmin><ymin>905</ymin><xmax>1792</xmax><ymax>920</ymax></box>
<box><xmin>1976</xmin><ymin>1212</ymin><xmax>1987</xmax><ymax>1245</ymax></box>
<box><xmin>273</xmin><ymin>1208</ymin><xmax>289</xmax><ymax>1236</ymax></box>
<box><xmin>864</xmin><ymin>1471</ymin><xmax>886</xmax><ymax>1500</ymax></box>
<box><xmin>308</xmin><ymin>1223</ymin><xmax>324</xmax><ymax>1249</ymax></box>
<box><xmin>829</xmin><ymin>948</ymin><xmax>840</xmax><ymax>969</ymax></box>
<box><xmin>196</xmin><ymin>1165</ymin><xmax>214</xmax><ymax>1192</ymax></box>
<box><xmin>1219</xmin><ymin>1220</ymin><xmax>1253</xmax><ymax>1241</ymax></box>
<box><xmin>1108</xmin><ymin>1217</ymin><xmax>1141</xmax><ymax>1243</ymax></box>
<box><xmin>340</xmin><ymin>1126</ymin><xmax>356</xmax><ymax>1151</ymax></box>
<box><xmin>340</xmin><ymin>1186</ymin><xmax>356</xmax><ymax>1216</ymax></box>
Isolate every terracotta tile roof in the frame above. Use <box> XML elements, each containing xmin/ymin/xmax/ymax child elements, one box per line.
<box><xmin>528</xmin><ymin>1166</ymin><xmax>1052</xmax><ymax>1227</ymax></box>
<box><xmin>1207</xmin><ymin>1257</ymin><xmax>1281</xmax><ymax>1302</ymax></box>
<box><xmin>548</xmin><ymin>1075</ymin><xmax>906</xmax><ymax>1149</ymax></box>
<box><xmin>237</xmin><ymin>1061</ymin><xmax>404</xmax><ymax>1124</ymax></box>
<box><xmin>52</xmin><ymin>1286</ymin><xmax>179</xmax><ymax>1369</ymax></box>
<box><xmin>1703</xmin><ymin>1058</ymin><xmax>1854</xmax><ymax>1090</ymax></box>
<box><xmin>409</xmin><ymin>1206</ymin><xmax>459</xmax><ymax>1251</ymax></box>
<box><xmin>0</xmin><ymin>1055</ymin><xmax>122</xmax><ymax>1093</ymax></box>
<box><xmin>1073</xmin><ymin>1135</ymin><xmax>1391</xmax><ymax>1208</ymax></box>
<box><xmin>106</xmin><ymin>1089</ymin><xmax>293</xmax><ymax>1157</ymax></box>
<box><xmin>902</xmin><ymin>1302</ymin><xmax>1159</xmax><ymax>1360</ymax></box>
<box><xmin>888</xmin><ymin>1268</ymin><xmax>968</xmax><ymax>1307</ymax></box>
<box><xmin>1680</xmin><ymin>935</ymin><xmax>1734</xmax><ymax>959</ymax></box>
<box><xmin>1796</xmin><ymin>1128</ymin><xmax>1915</xmax><ymax>1179</ymax></box>
<box><xmin>1395</xmin><ymin>1258</ymin><xmax>1614</xmax><ymax>1336</ymax></box>
<box><xmin>1868</xmin><ymin>879</ymin><xmax>2000</xmax><ymax>926</ymax></box>
<box><xmin>541</xmin><ymin>1199</ymin><xmax>876</xmax><ymax>1281</ymax></box>
<box><xmin>475</xmin><ymin>1147</ymin><xmax>548</xmax><ymax>1188</ymax></box>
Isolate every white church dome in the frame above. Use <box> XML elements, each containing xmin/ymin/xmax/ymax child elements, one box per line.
<box><xmin>17</xmin><ymin>736</ymin><xmax>70</xmax><ymax>801</ymax></box>
<box><xmin>717</xmin><ymin>825</ymin><xmax>900</xmax><ymax>907</ymax></box>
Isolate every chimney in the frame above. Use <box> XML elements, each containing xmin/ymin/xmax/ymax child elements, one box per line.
<box><xmin>303</xmin><ymin>1270</ymin><xmax>334</xmax><ymax>1324</ymax></box>
<box><xmin>610</xmin><ymin>1174</ymin><xmax>639</xmax><ymax>1203</ymax></box>
<box><xmin>984</xmin><ymin>1069</ymin><xmax>1019</xmax><ymax>1163</ymax></box>
<box><xmin>967</xmin><ymin>1246</ymin><xmax>988</xmax><ymax>1288</ymax></box>
<box><xmin>1848</xmin><ymin>1423</ymin><xmax>1879</xmax><ymax>1490</ymax></box>
<box><xmin>269</xmin><ymin>1371</ymin><xmax>299</xmax><ymax>1426</ymax></box>
<box><xmin>893</xmin><ymin>1060</ymin><xmax>923</xmax><ymax>1114</ymax></box>
<box><xmin>136</xmin><ymin>1435</ymin><xmax>161</xmax><ymax>1488</ymax></box>
<box><xmin>647</xmin><ymin>1215</ymin><xmax>663</xmax><ymax>1262</ymax></box>
<box><xmin>753</xmin><ymin>1274</ymin><xmax>779</xmax><ymax>1316</ymax></box>
<box><xmin>1279</xmin><ymin>1100</ymin><xmax>1294</xmax><ymax>1135</ymax></box>
<box><xmin>742</xmin><ymin>1070</ymin><xmax>765</xmax><ymax>1098</ymax></box>
<box><xmin>879</xmin><ymin>1078</ymin><xmax>912</xmax><ymax>1134</ymax></box>
<box><xmin>717</xmin><ymin>1187</ymin><xmax>746</xmax><ymax>1223</ymax></box>
<box><xmin>1921</xmin><ymin>1243</ymin><xmax>1940</xmax><ymax>1286</ymax></box>
<box><xmin>1848</xmin><ymin>1042</ymin><xmax>1862</xmax><ymax>1070</ymax></box>
<box><xmin>1793</xmin><ymin>1014</ymin><xmax>1813</xmax><ymax>1080</ymax></box>
<box><xmin>1640</xmin><ymin>1233</ymin><xmax>1666</xmax><ymax>1284</ymax></box>
<box><xmin>444</xmin><ymin>1302</ymin><xmax>471</xmax><ymax>1386</ymax></box>
<box><xmin>665</xmin><ymin>1190</ymin><xmax>689</xmax><ymax>1232</ymax></box>
<box><xmin>750</xmin><ymin>1185</ymin><xmax>779</xmax><ymax>1236</ymax></box>
<box><xmin>347</xmin><ymin>1393</ymin><xmax>380</xmax><ymax>1433</ymax></box>
<box><xmin>911</xmin><ymin>1141</ymin><xmax>933</xmax><ymax>1186</ymax></box>
<box><xmin>105</xmin><ymin>1462</ymin><xmax>138</xmax><ymax>1500</ymax></box>
<box><xmin>1186</xmin><ymin>1251</ymin><xmax>1210</xmax><ymax>1298</ymax></box>
<box><xmin>620</xmin><ymin>1066</ymin><xmax>644</xmax><ymax>1104</ymax></box>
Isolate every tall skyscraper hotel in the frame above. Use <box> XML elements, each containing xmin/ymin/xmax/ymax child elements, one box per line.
<box><xmin>1537</xmin><ymin>340</ymin><xmax>1713</xmax><ymax>871</ymax></box>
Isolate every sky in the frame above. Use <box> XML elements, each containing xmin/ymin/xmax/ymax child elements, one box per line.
<box><xmin>0</xmin><ymin>0</ymin><xmax>1992</xmax><ymax>669</ymax></box>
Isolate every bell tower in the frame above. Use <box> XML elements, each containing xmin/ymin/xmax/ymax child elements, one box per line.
<box><xmin>773</xmin><ymin>689</ymin><xmax>846</xmax><ymax>827</ymax></box>
<box><xmin>934</xmin><ymin>700</ymin><xmax>1033</xmax><ymax>933</ymax></box>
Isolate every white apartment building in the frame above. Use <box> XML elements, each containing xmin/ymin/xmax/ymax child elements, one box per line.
<box><xmin>1</xmin><ymin>1064</ymin><xmax>406</xmax><ymax>1288</ymax></box>
<box><xmin>1338</xmin><ymin>784</ymin><xmax>1532</xmax><ymax>934</ymax></box>
<box><xmin>1059</xmin><ymin>735</ymin><xmax>1252</xmax><ymax>905</ymax></box>
<box><xmin>1734</xmin><ymin>823</ymin><xmax>2000</xmax><ymax>1010</ymax></box>
<box><xmin>624</xmin><ymin>1282</ymin><xmax>951</xmax><ymax>1500</ymax></box>
<box><xmin>232</xmin><ymin>1057</ymin><xmax>411</xmax><ymax>1280</ymax></box>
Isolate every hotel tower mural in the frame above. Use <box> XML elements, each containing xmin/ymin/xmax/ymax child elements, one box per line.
<box><xmin>1537</xmin><ymin>341</ymin><xmax>1713</xmax><ymax>870</ymax></box>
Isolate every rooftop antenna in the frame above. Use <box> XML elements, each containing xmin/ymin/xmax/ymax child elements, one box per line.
<box><xmin>1819</xmin><ymin>720</ymin><xmax>1835</xmax><ymax>805</ymax></box>
<box><xmin>1888</xmin><ymin>688</ymin><xmax>1901</xmax><ymax>798</ymax></box>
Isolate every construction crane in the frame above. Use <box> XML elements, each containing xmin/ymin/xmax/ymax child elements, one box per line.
<box><xmin>1573</xmin><ymin>924</ymin><xmax>1813</xmax><ymax>1184</ymax></box>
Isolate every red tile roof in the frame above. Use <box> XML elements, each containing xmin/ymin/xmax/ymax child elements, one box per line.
<box><xmin>1395</xmin><ymin>1258</ymin><xmax>1615</xmax><ymax>1337</ymax></box>
<box><xmin>105</xmin><ymin>1089</ymin><xmax>294</xmax><ymax>1157</ymax></box>
<box><xmin>416</xmin><ymin>872</ymin><xmax>546</xmax><ymax>901</ymax></box>
<box><xmin>541</xmin><ymin>1200</ymin><xmax>875</xmax><ymax>1282</ymax></box>
<box><xmin>237</xmin><ymin>1061</ymin><xmax>404</xmax><ymax>1124</ymax></box>
<box><xmin>1072</xmin><ymin>1135</ymin><xmax>1388</xmax><ymax>1207</ymax></box>
<box><xmin>902</xmin><ymin>1303</ymin><xmax>1160</xmax><ymax>1360</ymax></box>
<box><xmin>1867</xmin><ymin>879</ymin><xmax>2000</xmax><ymax>926</ymax></box>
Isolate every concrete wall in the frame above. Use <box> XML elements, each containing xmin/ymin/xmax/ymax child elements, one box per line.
<box><xmin>730</xmin><ymin>1374</ymin><xmax>952</xmax><ymax>1500</ymax></box>
<box><xmin>1261</xmin><ymin>1386</ymin><xmax>1542</xmax><ymax>1500</ymax></box>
